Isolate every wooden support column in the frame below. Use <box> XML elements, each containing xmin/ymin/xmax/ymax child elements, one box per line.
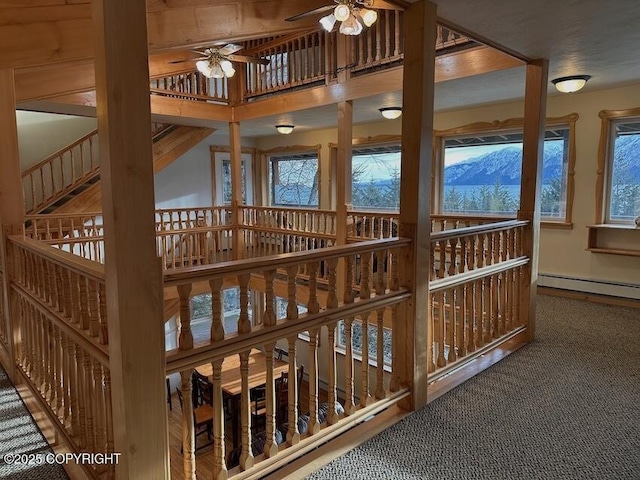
<box><xmin>230</xmin><ymin>121</ymin><xmax>245</xmax><ymax>259</ymax></box>
<box><xmin>0</xmin><ymin>68</ymin><xmax>24</xmax><ymax>380</ymax></box>
<box><xmin>397</xmin><ymin>0</ymin><xmax>437</xmax><ymax>411</ymax></box>
<box><xmin>92</xmin><ymin>1</ymin><xmax>169</xmax><ymax>478</ymax></box>
<box><xmin>335</xmin><ymin>100</ymin><xmax>353</xmax><ymax>299</ymax></box>
<box><xmin>518</xmin><ymin>59</ymin><xmax>548</xmax><ymax>341</ymax></box>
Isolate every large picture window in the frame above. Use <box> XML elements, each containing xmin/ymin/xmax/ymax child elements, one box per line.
<box><xmin>435</xmin><ymin>114</ymin><xmax>577</xmax><ymax>225</ymax></box>
<box><xmin>352</xmin><ymin>143</ymin><xmax>401</xmax><ymax>211</ymax></box>
<box><xmin>210</xmin><ymin>147</ymin><xmax>255</xmax><ymax>206</ymax></box>
<box><xmin>268</xmin><ymin>150</ymin><xmax>319</xmax><ymax>207</ymax></box>
<box><xmin>601</xmin><ymin>116</ymin><xmax>640</xmax><ymax>223</ymax></box>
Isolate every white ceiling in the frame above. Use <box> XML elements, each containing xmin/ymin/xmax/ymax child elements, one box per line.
<box><xmin>19</xmin><ymin>0</ymin><xmax>640</xmax><ymax>138</ymax></box>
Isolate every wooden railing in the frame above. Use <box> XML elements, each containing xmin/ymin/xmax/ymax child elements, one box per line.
<box><xmin>349</xmin><ymin>9</ymin><xmax>404</xmax><ymax>74</ymax></box>
<box><xmin>8</xmin><ymin>236</ymin><xmax>112</xmax><ymax>480</ymax></box>
<box><xmin>431</xmin><ymin>214</ymin><xmax>514</xmax><ymax>233</ymax></box>
<box><xmin>164</xmin><ymin>237</ymin><xmax>411</xmax><ymax>480</ymax></box>
<box><xmin>427</xmin><ymin>220</ymin><xmax>529</xmax><ymax>381</ymax></box>
<box><xmin>347</xmin><ymin>211</ymin><xmax>399</xmax><ymax>241</ymax></box>
<box><xmin>244</xmin><ymin>30</ymin><xmax>332</xmax><ymax>98</ymax></box>
<box><xmin>150</xmin><ymin>70</ymin><xmax>229</xmax><ymax>103</ymax></box>
<box><xmin>22</xmin><ymin>130</ymin><xmax>99</xmax><ymax>215</ymax></box>
<box><xmin>0</xmin><ymin>228</ymin><xmax>7</xmax><ymax>353</ymax></box>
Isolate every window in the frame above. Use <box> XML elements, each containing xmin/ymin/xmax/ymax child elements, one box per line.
<box><xmin>435</xmin><ymin>114</ymin><xmax>577</xmax><ymax>224</ymax></box>
<box><xmin>189</xmin><ymin>288</ymin><xmax>253</xmax><ymax>342</ymax></box>
<box><xmin>211</xmin><ymin>148</ymin><xmax>254</xmax><ymax>206</ymax></box>
<box><xmin>600</xmin><ymin>116</ymin><xmax>640</xmax><ymax>223</ymax></box>
<box><xmin>268</xmin><ymin>151</ymin><xmax>319</xmax><ymax>207</ymax></box>
<box><xmin>352</xmin><ymin>144</ymin><xmax>401</xmax><ymax>211</ymax></box>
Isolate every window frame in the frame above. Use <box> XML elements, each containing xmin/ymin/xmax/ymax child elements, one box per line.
<box><xmin>596</xmin><ymin>108</ymin><xmax>640</xmax><ymax>225</ymax></box>
<box><xmin>433</xmin><ymin>114</ymin><xmax>578</xmax><ymax>228</ymax></box>
<box><xmin>259</xmin><ymin>144</ymin><xmax>322</xmax><ymax>209</ymax></box>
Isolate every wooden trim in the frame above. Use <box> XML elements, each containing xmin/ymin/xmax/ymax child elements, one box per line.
<box><xmin>328</xmin><ymin>134</ymin><xmax>402</xmax><ymax>149</ymax></box>
<box><xmin>430</xmin><ymin>256</ymin><xmax>529</xmax><ymax>293</ymax></box>
<box><xmin>595</xmin><ymin>107</ymin><xmax>640</xmax><ymax>223</ymax></box>
<box><xmin>537</xmin><ymin>286</ymin><xmax>640</xmax><ymax>309</ymax></box>
<box><xmin>430</xmin><ymin>219</ymin><xmax>528</xmax><ymax>242</ymax></box>
<box><xmin>436</xmin><ymin>16</ymin><xmax>530</xmax><ymax>63</ymax></box>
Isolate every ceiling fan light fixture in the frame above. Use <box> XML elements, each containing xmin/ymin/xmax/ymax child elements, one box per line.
<box><xmin>220</xmin><ymin>59</ymin><xmax>236</xmax><ymax>77</ymax></box>
<box><xmin>339</xmin><ymin>14</ymin><xmax>363</xmax><ymax>35</ymax></box>
<box><xmin>196</xmin><ymin>60</ymin><xmax>213</xmax><ymax>77</ymax></box>
<box><xmin>379</xmin><ymin>107</ymin><xmax>402</xmax><ymax>120</ymax></box>
<box><xmin>334</xmin><ymin>3</ymin><xmax>351</xmax><ymax>22</ymax></box>
<box><xmin>359</xmin><ymin>8</ymin><xmax>377</xmax><ymax>27</ymax></box>
<box><xmin>320</xmin><ymin>13</ymin><xmax>337</xmax><ymax>32</ymax></box>
<box><xmin>551</xmin><ymin>75</ymin><xmax>591</xmax><ymax>93</ymax></box>
<box><xmin>210</xmin><ymin>62</ymin><xmax>225</xmax><ymax>78</ymax></box>
<box><xmin>275</xmin><ymin>124</ymin><xmax>295</xmax><ymax>135</ymax></box>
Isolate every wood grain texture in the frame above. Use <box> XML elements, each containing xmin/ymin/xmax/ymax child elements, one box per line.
<box><xmin>93</xmin><ymin>0</ymin><xmax>169</xmax><ymax>477</ymax></box>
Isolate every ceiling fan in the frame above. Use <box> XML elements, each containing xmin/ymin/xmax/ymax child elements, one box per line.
<box><xmin>170</xmin><ymin>44</ymin><xmax>269</xmax><ymax>79</ymax></box>
<box><xmin>286</xmin><ymin>0</ymin><xmax>406</xmax><ymax>36</ymax></box>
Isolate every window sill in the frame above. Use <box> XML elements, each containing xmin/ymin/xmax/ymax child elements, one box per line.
<box><xmin>541</xmin><ymin>220</ymin><xmax>573</xmax><ymax>230</ymax></box>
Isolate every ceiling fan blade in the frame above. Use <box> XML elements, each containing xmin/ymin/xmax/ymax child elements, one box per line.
<box><xmin>218</xmin><ymin>43</ymin><xmax>244</xmax><ymax>56</ymax></box>
<box><xmin>227</xmin><ymin>54</ymin><xmax>270</xmax><ymax>65</ymax></box>
<box><xmin>190</xmin><ymin>49</ymin><xmax>210</xmax><ymax>56</ymax></box>
<box><xmin>168</xmin><ymin>57</ymin><xmax>207</xmax><ymax>64</ymax></box>
<box><xmin>285</xmin><ymin>4</ymin><xmax>334</xmax><ymax>22</ymax></box>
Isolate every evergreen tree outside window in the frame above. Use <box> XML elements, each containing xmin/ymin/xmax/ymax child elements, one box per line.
<box><xmin>351</xmin><ymin>144</ymin><xmax>401</xmax><ymax>211</ymax></box>
<box><xmin>606</xmin><ymin>119</ymin><xmax>640</xmax><ymax>223</ymax></box>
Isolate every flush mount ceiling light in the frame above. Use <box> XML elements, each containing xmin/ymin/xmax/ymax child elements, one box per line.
<box><xmin>551</xmin><ymin>75</ymin><xmax>591</xmax><ymax>93</ymax></box>
<box><xmin>275</xmin><ymin>124</ymin><xmax>295</xmax><ymax>135</ymax></box>
<box><xmin>379</xmin><ymin>107</ymin><xmax>402</xmax><ymax>120</ymax></box>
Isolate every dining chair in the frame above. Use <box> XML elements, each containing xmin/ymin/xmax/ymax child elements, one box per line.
<box><xmin>193</xmin><ymin>370</ymin><xmax>213</xmax><ymax>406</ymax></box>
<box><xmin>176</xmin><ymin>387</ymin><xmax>214</xmax><ymax>452</ymax></box>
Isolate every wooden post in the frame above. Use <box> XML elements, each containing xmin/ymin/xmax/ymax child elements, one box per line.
<box><xmin>0</xmin><ymin>68</ymin><xmax>24</xmax><ymax>380</ymax></box>
<box><xmin>397</xmin><ymin>0</ymin><xmax>437</xmax><ymax>411</ymax></box>
<box><xmin>92</xmin><ymin>0</ymin><xmax>169</xmax><ymax>478</ymax></box>
<box><xmin>335</xmin><ymin>100</ymin><xmax>353</xmax><ymax>299</ymax></box>
<box><xmin>230</xmin><ymin>121</ymin><xmax>245</xmax><ymax>259</ymax></box>
<box><xmin>518</xmin><ymin>59</ymin><xmax>549</xmax><ymax>341</ymax></box>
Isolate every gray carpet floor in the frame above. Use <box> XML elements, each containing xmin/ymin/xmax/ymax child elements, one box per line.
<box><xmin>0</xmin><ymin>366</ymin><xmax>69</xmax><ymax>479</ymax></box>
<box><xmin>307</xmin><ymin>295</ymin><xmax>640</xmax><ymax>480</ymax></box>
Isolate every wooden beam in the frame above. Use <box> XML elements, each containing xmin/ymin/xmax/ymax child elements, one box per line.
<box><xmin>229</xmin><ymin>121</ymin><xmax>245</xmax><ymax>259</ymax></box>
<box><xmin>397</xmin><ymin>0</ymin><xmax>436</xmax><ymax>411</ymax></box>
<box><xmin>0</xmin><ymin>68</ymin><xmax>24</xmax><ymax>382</ymax></box>
<box><xmin>92</xmin><ymin>0</ymin><xmax>169</xmax><ymax>477</ymax></box>
<box><xmin>0</xmin><ymin>0</ymin><xmax>331</xmax><ymax>68</ymax></box>
<box><xmin>518</xmin><ymin>58</ymin><xmax>548</xmax><ymax>342</ymax></box>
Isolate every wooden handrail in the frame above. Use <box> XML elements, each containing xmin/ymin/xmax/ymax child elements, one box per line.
<box><xmin>165</xmin><ymin>289</ymin><xmax>410</xmax><ymax>373</ymax></box>
<box><xmin>163</xmin><ymin>237</ymin><xmax>410</xmax><ymax>286</ymax></box>
<box><xmin>429</xmin><ymin>256</ymin><xmax>529</xmax><ymax>293</ymax></box>
<box><xmin>149</xmin><ymin>87</ymin><xmax>219</xmax><ymax>103</ymax></box>
<box><xmin>430</xmin><ymin>219</ymin><xmax>528</xmax><ymax>242</ymax></box>
<box><xmin>8</xmin><ymin>235</ymin><xmax>105</xmax><ymax>282</ymax></box>
<box><xmin>21</xmin><ymin>129</ymin><xmax>98</xmax><ymax>177</ymax></box>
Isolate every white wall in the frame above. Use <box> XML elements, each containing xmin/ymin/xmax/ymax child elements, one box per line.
<box><xmin>17</xmin><ymin>111</ymin><xmax>97</xmax><ymax>170</ymax></box>
<box><xmin>154</xmin><ymin>131</ymin><xmax>257</xmax><ymax>209</ymax></box>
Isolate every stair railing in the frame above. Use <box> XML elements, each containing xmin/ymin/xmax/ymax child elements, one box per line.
<box><xmin>22</xmin><ymin>129</ymin><xmax>99</xmax><ymax>215</ymax></box>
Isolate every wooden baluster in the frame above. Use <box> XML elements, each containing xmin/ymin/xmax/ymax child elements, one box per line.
<box><xmin>360</xmin><ymin>251</ymin><xmax>371</xmax><ymax>299</ymax></box>
<box><xmin>343</xmin><ymin>316</ymin><xmax>356</xmax><ymax>415</ymax></box>
<box><xmin>177</xmin><ymin>284</ymin><xmax>193</xmax><ymax>350</ymax></box>
<box><xmin>303</xmin><ymin>329</ymin><xmax>319</xmax><ymax>435</ymax></box>
<box><xmin>307</xmin><ymin>262</ymin><xmax>320</xmax><ymax>314</ymax></box>
<box><xmin>448</xmin><ymin>238</ymin><xmax>458</xmax><ymax>276</ymax></box>
<box><xmin>375</xmin><ymin>308</ymin><xmax>386</xmax><ymax>400</ymax></box>
<box><xmin>93</xmin><ymin>359</ymin><xmax>107</xmax><ymax>471</ymax></box>
<box><xmin>238</xmin><ymin>274</ymin><xmax>251</xmax><ymax>334</ymax></box>
<box><xmin>499</xmin><ymin>267</ymin><xmax>507</xmax><ymax>335</ymax></box>
<box><xmin>84</xmin><ymin>350</ymin><xmax>97</xmax><ymax>453</ymax></box>
<box><xmin>68</xmin><ymin>342</ymin><xmax>80</xmax><ymax>438</ymax></box>
<box><xmin>389</xmin><ymin>304</ymin><xmax>400</xmax><ymax>392</ymax></box>
<box><xmin>394</xmin><ymin>10</ymin><xmax>401</xmax><ymax>56</ymax></box>
<box><xmin>475</xmin><ymin>276</ymin><xmax>484</xmax><ymax>347</ymax></box>
<box><xmin>447</xmin><ymin>288</ymin><xmax>457</xmax><ymax>363</ymax></box>
<box><xmin>438</xmin><ymin>239</ymin><xmax>446</xmax><ymax>278</ymax></box>
<box><xmin>78</xmin><ymin>274</ymin><xmax>89</xmax><ymax>331</ymax></box>
<box><xmin>326</xmin><ymin>321</ymin><xmax>339</xmax><ymax>424</ymax></box>
<box><xmin>286</xmin><ymin>336</ymin><xmax>300</xmax><ymax>444</ymax></box>
<box><xmin>360</xmin><ymin>312</ymin><xmax>371</xmax><ymax>406</ymax></box>
<box><xmin>211</xmin><ymin>358</ymin><xmax>228</xmax><ymax>478</ymax></box>
<box><xmin>61</xmin><ymin>333</ymin><xmax>71</xmax><ymax>425</ymax></box>
<box><xmin>180</xmin><ymin>369</ymin><xmax>196</xmax><ymax>479</ymax></box>
<box><xmin>285</xmin><ymin>266</ymin><xmax>298</xmax><ymax>322</ymax></box>
<box><xmin>326</xmin><ymin>258</ymin><xmax>338</xmax><ymax>309</ymax></box>
<box><xmin>466</xmin><ymin>281</ymin><xmax>476</xmax><ymax>353</ymax></box>
<box><xmin>239</xmin><ymin>351</ymin><xmax>254</xmax><ymax>469</ymax></box>
<box><xmin>344</xmin><ymin>254</ymin><xmax>354</xmax><ymax>304</ymax></box>
<box><xmin>436</xmin><ymin>291</ymin><xmax>446</xmax><ymax>368</ymax></box>
<box><xmin>261</xmin><ymin>270</ymin><xmax>276</xmax><ymax>326</ymax></box>
<box><xmin>430</xmin><ymin>241</ymin><xmax>436</xmax><ymax>280</ymax></box>
<box><xmin>262</xmin><ymin>342</ymin><xmax>278</xmax><ymax>458</ymax></box>
<box><xmin>54</xmin><ymin>326</ymin><xmax>63</xmax><ymax>419</ymax></box>
<box><xmin>98</xmin><ymin>283</ymin><xmax>108</xmax><ymax>344</ymax></box>
<box><xmin>103</xmin><ymin>368</ymin><xmax>115</xmax><ymax>480</ymax></box>
<box><xmin>88</xmin><ymin>280</ymin><xmax>99</xmax><ymax>338</ymax></box>
<box><xmin>75</xmin><ymin>346</ymin><xmax>87</xmax><ymax>448</ymax></box>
